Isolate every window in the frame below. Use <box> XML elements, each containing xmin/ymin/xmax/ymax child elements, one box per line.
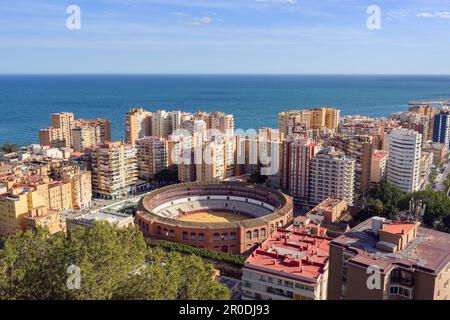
<box><xmin>163</xmin><ymin>228</ymin><xmax>168</xmax><ymax>237</ymax></box>
<box><xmin>190</xmin><ymin>233</ymin><xmax>197</xmax><ymax>241</ymax></box>
<box><xmin>246</xmin><ymin>231</ymin><xmax>252</xmax><ymax>240</ymax></box>
<box><xmin>169</xmin><ymin>230</ymin><xmax>175</xmax><ymax>238</ymax></box>
<box><xmin>157</xmin><ymin>226</ymin><xmax>162</xmax><ymax>235</ymax></box>
<box><xmin>284</xmin><ymin>280</ymin><xmax>294</xmax><ymax>288</ymax></box>
<box><xmin>261</xmin><ymin>228</ymin><xmax>266</xmax><ymax>238</ymax></box>
<box><xmin>198</xmin><ymin>233</ymin><xmax>205</xmax><ymax>241</ymax></box>
<box><xmin>182</xmin><ymin>232</ymin><xmax>188</xmax><ymax>240</ymax></box>
<box><xmin>230</xmin><ymin>232</ymin><xmax>237</xmax><ymax>241</ymax></box>
<box><xmin>221</xmin><ymin>233</ymin><xmax>228</xmax><ymax>241</ymax></box>
<box><xmin>253</xmin><ymin>230</ymin><xmax>259</xmax><ymax>238</ymax></box>
<box><xmin>213</xmin><ymin>233</ymin><xmax>221</xmax><ymax>241</ymax></box>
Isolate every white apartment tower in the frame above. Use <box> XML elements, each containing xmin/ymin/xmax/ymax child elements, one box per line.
<box><xmin>309</xmin><ymin>147</ymin><xmax>355</xmax><ymax>205</ymax></box>
<box><xmin>387</xmin><ymin>129</ymin><xmax>422</xmax><ymax>193</ymax></box>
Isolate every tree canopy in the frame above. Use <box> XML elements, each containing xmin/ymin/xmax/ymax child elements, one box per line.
<box><xmin>357</xmin><ymin>183</ymin><xmax>450</xmax><ymax>233</ymax></box>
<box><xmin>0</xmin><ymin>223</ymin><xmax>229</xmax><ymax>300</ymax></box>
<box><xmin>0</xmin><ymin>143</ymin><xmax>18</xmax><ymax>154</ymax></box>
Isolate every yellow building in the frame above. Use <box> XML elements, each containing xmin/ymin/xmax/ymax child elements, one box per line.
<box><xmin>25</xmin><ymin>206</ymin><xmax>63</xmax><ymax>234</ymax></box>
<box><xmin>0</xmin><ymin>193</ymin><xmax>29</xmax><ymax>236</ymax></box>
<box><xmin>279</xmin><ymin>108</ymin><xmax>340</xmax><ymax>136</ymax></box>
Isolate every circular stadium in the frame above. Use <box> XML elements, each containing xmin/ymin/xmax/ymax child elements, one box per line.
<box><xmin>136</xmin><ymin>181</ymin><xmax>293</xmax><ymax>254</ymax></box>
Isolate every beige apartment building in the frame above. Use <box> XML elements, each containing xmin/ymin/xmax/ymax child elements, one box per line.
<box><xmin>39</xmin><ymin>127</ymin><xmax>65</xmax><ymax>148</ymax></box>
<box><xmin>86</xmin><ymin>141</ymin><xmax>138</xmax><ymax>200</ymax></box>
<box><xmin>125</xmin><ymin>108</ymin><xmax>153</xmax><ymax>145</ymax></box>
<box><xmin>136</xmin><ymin>136</ymin><xmax>169</xmax><ymax>180</ymax></box>
<box><xmin>72</xmin><ymin>118</ymin><xmax>111</xmax><ymax>152</ymax></box>
<box><xmin>25</xmin><ymin>206</ymin><xmax>63</xmax><ymax>234</ymax></box>
<box><xmin>51</xmin><ymin>112</ymin><xmax>74</xmax><ymax>148</ymax></box>
<box><xmin>423</xmin><ymin>142</ymin><xmax>448</xmax><ymax>165</ymax></box>
<box><xmin>47</xmin><ymin>181</ymin><xmax>72</xmax><ymax>212</ymax></box>
<box><xmin>408</xmin><ymin>105</ymin><xmax>436</xmax><ymax>141</ymax></box>
<box><xmin>0</xmin><ymin>193</ymin><xmax>29</xmax><ymax>236</ymax></box>
<box><xmin>370</xmin><ymin>150</ymin><xmax>389</xmax><ymax>184</ymax></box>
<box><xmin>328</xmin><ymin>217</ymin><xmax>450</xmax><ymax>300</ymax></box>
<box><xmin>309</xmin><ymin>147</ymin><xmax>355</xmax><ymax>206</ymax></box>
<box><xmin>195</xmin><ymin>137</ymin><xmax>225</xmax><ymax>182</ymax></box>
<box><xmin>279</xmin><ymin>108</ymin><xmax>340</xmax><ymax>136</ymax></box>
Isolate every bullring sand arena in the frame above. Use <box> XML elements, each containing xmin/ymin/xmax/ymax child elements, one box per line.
<box><xmin>178</xmin><ymin>210</ymin><xmax>253</xmax><ymax>223</ymax></box>
<box><xmin>136</xmin><ymin>181</ymin><xmax>293</xmax><ymax>254</ymax></box>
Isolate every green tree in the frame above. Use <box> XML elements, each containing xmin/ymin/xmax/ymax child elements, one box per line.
<box><xmin>410</xmin><ymin>189</ymin><xmax>450</xmax><ymax>230</ymax></box>
<box><xmin>154</xmin><ymin>168</ymin><xmax>179</xmax><ymax>186</ymax></box>
<box><xmin>0</xmin><ymin>142</ymin><xmax>18</xmax><ymax>154</ymax></box>
<box><xmin>0</xmin><ymin>223</ymin><xmax>229</xmax><ymax>300</ymax></box>
<box><xmin>369</xmin><ymin>183</ymin><xmax>407</xmax><ymax>214</ymax></box>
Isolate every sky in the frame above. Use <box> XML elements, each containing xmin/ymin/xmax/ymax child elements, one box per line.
<box><xmin>0</xmin><ymin>0</ymin><xmax>450</xmax><ymax>74</ymax></box>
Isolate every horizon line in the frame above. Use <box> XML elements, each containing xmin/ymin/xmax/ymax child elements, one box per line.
<box><xmin>2</xmin><ymin>73</ymin><xmax>450</xmax><ymax>77</ymax></box>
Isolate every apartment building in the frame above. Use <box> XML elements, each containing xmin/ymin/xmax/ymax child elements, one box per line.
<box><xmin>86</xmin><ymin>141</ymin><xmax>138</xmax><ymax>200</ymax></box>
<box><xmin>328</xmin><ymin>217</ymin><xmax>450</xmax><ymax>300</ymax></box>
<box><xmin>423</xmin><ymin>142</ymin><xmax>448</xmax><ymax>165</ymax></box>
<box><xmin>409</xmin><ymin>105</ymin><xmax>436</xmax><ymax>141</ymax></box>
<box><xmin>72</xmin><ymin>118</ymin><xmax>111</xmax><ymax>152</ymax></box>
<box><xmin>279</xmin><ymin>108</ymin><xmax>340</xmax><ymax>136</ymax></box>
<box><xmin>242</xmin><ymin>219</ymin><xmax>330</xmax><ymax>300</ymax></box>
<box><xmin>125</xmin><ymin>108</ymin><xmax>153</xmax><ymax>145</ymax></box>
<box><xmin>195</xmin><ymin>136</ymin><xmax>225</xmax><ymax>182</ymax></box>
<box><xmin>25</xmin><ymin>206</ymin><xmax>63</xmax><ymax>234</ymax></box>
<box><xmin>309</xmin><ymin>147</ymin><xmax>355</xmax><ymax>206</ymax></box>
<box><xmin>370</xmin><ymin>150</ymin><xmax>389</xmax><ymax>184</ymax></box>
<box><xmin>329</xmin><ymin>135</ymin><xmax>374</xmax><ymax>193</ymax></box>
<box><xmin>419</xmin><ymin>151</ymin><xmax>433</xmax><ymax>189</ymax></box>
<box><xmin>387</xmin><ymin>129</ymin><xmax>422</xmax><ymax>193</ymax></box>
<box><xmin>39</xmin><ymin>127</ymin><xmax>65</xmax><ymax>148</ymax></box>
<box><xmin>50</xmin><ymin>112</ymin><xmax>74</xmax><ymax>148</ymax></box>
<box><xmin>280</xmin><ymin>136</ymin><xmax>321</xmax><ymax>204</ymax></box>
<box><xmin>0</xmin><ymin>193</ymin><xmax>29</xmax><ymax>236</ymax></box>
<box><xmin>136</xmin><ymin>136</ymin><xmax>169</xmax><ymax>180</ymax></box>
<box><xmin>433</xmin><ymin>107</ymin><xmax>450</xmax><ymax>148</ymax></box>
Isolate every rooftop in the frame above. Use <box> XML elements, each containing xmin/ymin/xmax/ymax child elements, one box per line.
<box><xmin>381</xmin><ymin>222</ymin><xmax>417</xmax><ymax>235</ymax></box>
<box><xmin>372</xmin><ymin>150</ymin><xmax>389</xmax><ymax>161</ymax></box>
<box><xmin>331</xmin><ymin>217</ymin><xmax>450</xmax><ymax>275</ymax></box>
<box><xmin>245</xmin><ymin>228</ymin><xmax>330</xmax><ymax>284</ymax></box>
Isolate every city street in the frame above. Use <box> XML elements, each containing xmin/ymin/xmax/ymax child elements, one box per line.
<box><xmin>434</xmin><ymin>159</ymin><xmax>450</xmax><ymax>194</ymax></box>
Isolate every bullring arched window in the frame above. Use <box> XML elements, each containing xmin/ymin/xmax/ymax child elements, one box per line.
<box><xmin>213</xmin><ymin>233</ymin><xmax>221</xmax><ymax>241</ymax></box>
<box><xmin>253</xmin><ymin>230</ymin><xmax>259</xmax><ymax>238</ymax></box>
<box><xmin>230</xmin><ymin>232</ymin><xmax>237</xmax><ymax>240</ymax></box>
<box><xmin>182</xmin><ymin>232</ymin><xmax>188</xmax><ymax>240</ymax></box>
<box><xmin>191</xmin><ymin>233</ymin><xmax>197</xmax><ymax>241</ymax></box>
<box><xmin>246</xmin><ymin>231</ymin><xmax>252</xmax><ymax>240</ymax></box>
<box><xmin>157</xmin><ymin>226</ymin><xmax>162</xmax><ymax>235</ymax></box>
<box><xmin>261</xmin><ymin>228</ymin><xmax>266</xmax><ymax>238</ymax></box>
<box><xmin>199</xmin><ymin>233</ymin><xmax>205</xmax><ymax>241</ymax></box>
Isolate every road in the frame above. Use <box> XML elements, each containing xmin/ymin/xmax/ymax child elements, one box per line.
<box><xmin>434</xmin><ymin>159</ymin><xmax>450</xmax><ymax>193</ymax></box>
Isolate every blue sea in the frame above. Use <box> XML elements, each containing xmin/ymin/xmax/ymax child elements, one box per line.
<box><xmin>1</xmin><ymin>75</ymin><xmax>450</xmax><ymax>145</ymax></box>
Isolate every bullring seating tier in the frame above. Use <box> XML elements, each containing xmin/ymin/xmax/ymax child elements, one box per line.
<box><xmin>153</xmin><ymin>199</ymin><xmax>273</xmax><ymax>220</ymax></box>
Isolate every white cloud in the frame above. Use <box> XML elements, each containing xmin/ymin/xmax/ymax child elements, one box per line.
<box><xmin>172</xmin><ymin>12</ymin><xmax>189</xmax><ymax>17</ymax></box>
<box><xmin>188</xmin><ymin>16</ymin><xmax>214</xmax><ymax>26</ymax></box>
<box><xmin>417</xmin><ymin>11</ymin><xmax>450</xmax><ymax>19</ymax></box>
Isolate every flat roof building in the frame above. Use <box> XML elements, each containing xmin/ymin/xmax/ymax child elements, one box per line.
<box><xmin>242</xmin><ymin>224</ymin><xmax>330</xmax><ymax>300</ymax></box>
<box><xmin>328</xmin><ymin>217</ymin><xmax>450</xmax><ymax>300</ymax></box>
